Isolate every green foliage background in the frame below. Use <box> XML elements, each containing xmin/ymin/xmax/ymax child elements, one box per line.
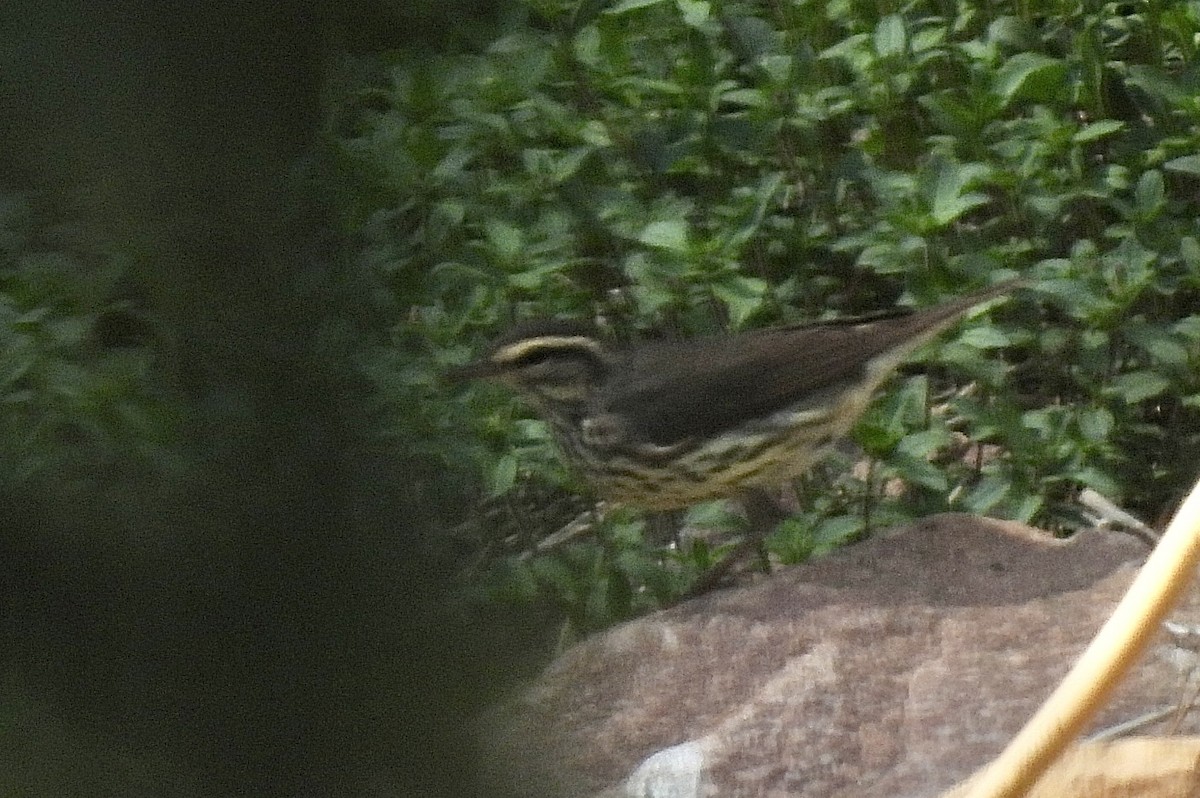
<box><xmin>329</xmin><ymin>1</ymin><xmax>1200</xmax><ymax>633</ymax></box>
<box><xmin>5</xmin><ymin>2</ymin><xmax>1200</xmax><ymax>793</ymax></box>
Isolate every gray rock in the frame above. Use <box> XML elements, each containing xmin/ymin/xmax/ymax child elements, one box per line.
<box><xmin>480</xmin><ymin>514</ymin><xmax>1198</xmax><ymax>798</ymax></box>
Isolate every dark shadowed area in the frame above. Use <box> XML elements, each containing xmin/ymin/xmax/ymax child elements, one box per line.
<box><xmin>0</xmin><ymin>2</ymin><xmax>516</xmax><ymax>795</ymax></box>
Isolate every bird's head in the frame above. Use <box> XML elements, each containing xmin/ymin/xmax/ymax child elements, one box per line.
<box><xmin>450</xmin><ymin>320</ymin><xmax>611</xmax><ymax>408</ymax></box>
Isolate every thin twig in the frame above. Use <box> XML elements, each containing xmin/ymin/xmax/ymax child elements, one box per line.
<box><xmin>1086</xmin><ymin>705</ymin><xmax>1178</xmax><ymax>742</ymax></box>
<box><xmin>517</xmin><ymin>504</ymin><xmax>608</xmax><ymax>561</ymax></box>
<box><xmin>1078</xmin><ymin>487</ymin><xmax>1160</xmax><ymax>546</ymax></box>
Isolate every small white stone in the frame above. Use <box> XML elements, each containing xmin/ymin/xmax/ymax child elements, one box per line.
<box><xmin>625</xmin><ymin>740</ymin><xmax>706</xmax><ymax>798</ymax></box>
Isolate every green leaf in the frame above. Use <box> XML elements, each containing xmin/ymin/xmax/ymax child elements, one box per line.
<box><xmin>768</xmin><ymin>518</ymin><xmax>816</xmax><ymax>565</ymax></box>
<box><xmin>961</xmin><ymin>474</ymin><xmax>1011</xmax><ymax>513</ymax></box>
<box><xmin>1180</xmin><ymin>237</ymin><xmax>1200</xmax><ymax>271</ymax></box>
<box><xmin>725</xmin><ymin>15</ymin><xmax>778</xmax><ymax>62</ymax></box>
<box><xmin>433</xmin><ymin>147</ymin><xmax>474</xmax><ymax>181</ymax></box>
<box><xmin>573</xmin><ymin>25</ymin><xmax>601</xmax><ymax>66</ymax></box>
<box><xmin>723</xmin><ymin>172</ymin><xmax>785</xmax><ymax>250</ymax></box>
<box><xmin>629</xmin><ymin>283</ymin><xmax>675</xmax><ymax>315</ymax></box>
<box><xmin>593</xmin><ymin>568</ymin><xmax>631</xmax><ymax>624</ymax></box>
<box><xmin>874</xmin><ymin>15</ymin><xmax>906</xmax><ymax>59</ymax></box>
<box><xmin>958</xmin><ymin>325</ymin><xmax>1012</xmax><ymax>349</ymax></box>
<box><xmin>813</xmin><ymin>515</ymin><xmax>864</xmax><ymax>549</ymax></box>
<box><xmin>818</xmin><ymin>33</ymin><xmax>871</xmax><ymax>64</ymax></box>
<box><xmin>605</xmin><ymin>0</ymin><xmax>666</xmax><ymax>13</ymax></box>
<box><xmin>683</xmin><ymin>500</ymin><xmax>742</xmax><ymax>530</ymax></box>
<box><xmin>993</xmin><ymin>53</ymin><xmax>1067</xmax><ymax>107</ymax></box>
<box><xmin>1165</xmin><ymin>155</ymin><xmax>1200</xmax><ymax>177</ymax></box>
<box><xmin>1141</xmin><ymin>336</ymin><xmax>1189</xmax><ymax>367</ymax></box>
<box><xmin>1134</xmin><ymin>170</ymin><xmax>1165</xmax><ymax>217</ymax></box>
<box><xmin>47</xmin><ymin>316</ymin><xmax>90</xmax><ymax>346</ymax></box>
<box><xmin>676</xmin><ymin>0</ymin><xmax>709</xmax><ymax>28</ymax></box>
<box><xmin>1076</xmin><ymin>407</ymin><xmax>1113</xmax><ymax>442</ymax></box>
<box><xmin>897</xmin><ymin>428</ymin><xmax>952</xmax><ymax>459</ymax></box>
<box><xmin>1012</xmin><ymin>494</ymin><xmax>1043</xmax><ymax>524</ymax></box>
<box><xmin>0</xmin><ymin>341</ymin><xmax>36</xmax><ymax>389</ymax></box>
<box><xmin>759</xmin><ymin>54</ymin><xmax>792</xmax><ymax>83</ymax></box>
<box><xmin>508</xmin><ymin>263</ymin><xmax>562</xmax><ymax>290</ymax></box>
<box><xmin>931</xmin><ymin>161</ymin><xmax>992</xmax><ymax>225</ymax></box>
<box><xmin>720</xmin><ymin>88</ymin><xmax>769</xmax><ymax>108</ymax></box>
<box><xmin>579</xmin><ymin>120</ymin><xmax>611</xmax><ymax>146</ymax></box>
<box><xmin>711</xmin><ymin>275</ymin><xmax>768</xmax><ymax>327</ymax></box>
<box><xmin>1069</xmin><ymin>466</ymin><xmax>1120</xmax><ymax>496</ymax></box>
<box><xmin>1073</xmin><ymin>120</ymin><xmax>1125</xmax><ymax>143</ymax></box>
<box><xmin>1124</xmin><ymin>65</ymin><xmax>1189</xmax><ymax>105</ymax></box>
<box><xmin>488</xmin><ymin>452</ymin><xmax>519</xmax><ymax>497</ymax></box>
<box><xmin>854</xmin><ymin>418</ymin><xmax>903</xmax><ymax>455</ymax></box>
<box><xmin>1107</xmin><ymin>371</ymin><xmax>1171</xmax><ymax>403</ymax></box>
<box><xmin>484</xmin><ymin>220</ymin><xmax>524</xmax><ymax>265</ymax></box>
<box><xmin>12</xmin><ymin>306</ymin><xmax>51</xmax><ymax>327</ymax></box>
<box><xmin>987</xmin><ymin>16</ymin><xmax>1037</xmax><ymax>49</ymax></box>
<box><xmin>638</xmin><ymin>219</ymin><xmax>690</xmax><ymax>253</ymax></box>
<box><xmin>426</xmin><ymin>201</ymin><xmax>466</xmax><ymax>246</ymax></box>
<box><xmin>1173</xmin><ymin>315</ymin><xmax>1200</xmax><ymax>342</ymax></box>
<box><xmin>889</xmin><ymin>451</ymin><xmax>948</xmax><ymax>491</ymax></box>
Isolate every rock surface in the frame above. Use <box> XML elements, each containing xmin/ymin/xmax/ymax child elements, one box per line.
<box><xmin>479</xmin><ymin>514</ymin><xmax>1200</xmax><ymax>797</ymax></box>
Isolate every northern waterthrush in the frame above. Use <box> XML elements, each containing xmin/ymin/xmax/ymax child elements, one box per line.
<box><xmin>453</xmin><ymin>282</ymin><xmax>1019</xmax><ymax>512</ymax></box>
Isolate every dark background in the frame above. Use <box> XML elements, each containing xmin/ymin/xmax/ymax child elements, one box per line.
<box><xmin>0</xmin><ymin>2</ymin><xmax>508</xmax><ymax>795</ymax></box>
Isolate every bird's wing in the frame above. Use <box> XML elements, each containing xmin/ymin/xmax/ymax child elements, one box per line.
<box><xmin>599</xmin><ymin>285</ymin><xmax>1015</xmax><ymax>447</ymax></box>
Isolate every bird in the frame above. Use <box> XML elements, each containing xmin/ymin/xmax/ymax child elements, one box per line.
<box><xmin>451</xmin><ymin>281</ymin><xmax>1020</xmax><ymax>515</ymax></box>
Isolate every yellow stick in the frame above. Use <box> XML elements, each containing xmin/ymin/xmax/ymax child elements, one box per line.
<box><xmin>947</xmin><ymin>478</ymin><xmax>1200</xmax><ymax>798</ymax></box>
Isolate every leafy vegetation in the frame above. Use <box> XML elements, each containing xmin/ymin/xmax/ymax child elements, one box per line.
<box><xmin>327</xmin><ymin>0</ymin><xmax>1200</xmax><ymax>635</ymax></box>
<box><xmin>8</xmin><ymin>2</ymin><xmax>1200</xmax><ymax>644</ymax></box>
<box><xmin>0</xmin><ymin>193</ymin><xmax>176</xmax><ymax>491</ymax></box>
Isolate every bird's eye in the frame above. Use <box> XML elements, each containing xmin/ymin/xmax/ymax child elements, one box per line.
<box><xmin>493</xmin><ymin>337</ymin><xmax>606</xmax><ymax>388</ymax></box>
<box><xmin>513</xmin><ymin>349</ymin><xmax>556</xmax><ymax>368</ymax></box>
